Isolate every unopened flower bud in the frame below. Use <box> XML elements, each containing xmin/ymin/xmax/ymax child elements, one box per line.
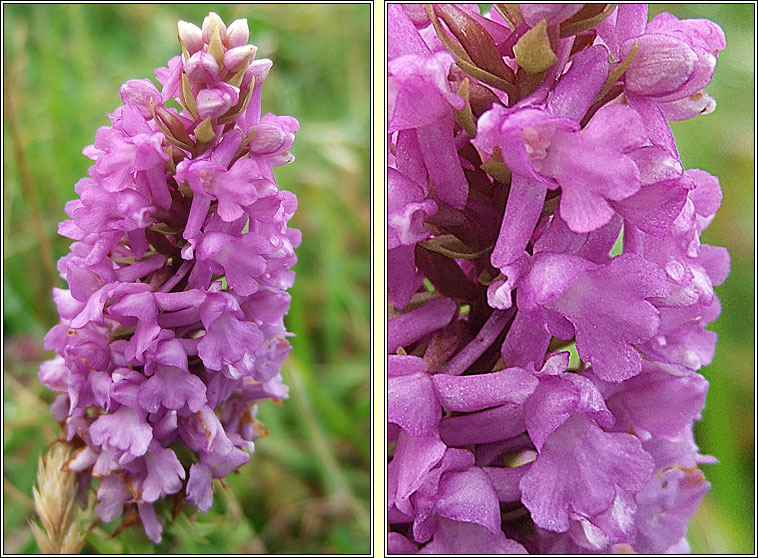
<box><xmin>249</xmin><ymin>115</ymin><xmax>299</xmax><ymax>157</ymax></box>
<box><xmin>223</xmin><ymin>45</ymin><xmax>257</xmax><ymax>74</ymax></box>
<box><xmin>225</xmin><ymin>18</ymin><xmax>250</xmax><ymax>48</ymax></box>
<box><xmin>202</xmin><ymin>12</ymin><xmax>227</xmax><ymax>44</ymax></box>
<box><xmin>184</xmin><ymin>51</ymin><xmax>220</xmax><ymax>85</ymax></box>
<box><xmin>623</xmin><ymin>34</ymin><xmax>700</xmax><ymax>97</ymax></box>
<box><xmin>250</xmin><ymin>124</ymin><xmax>287</xmax><ymax>155</ymax></box>
<box><xmin>178</xmin><ymin>20</ymin><xmax>204</xmax><ymax>54</ymax></box>
<box><xmin>249</xmin><ymin>59</ymin><xmax>273</xmax><ymax>85</ymax></box>
<box><xmin>120</xmin><ymin>79</ymin><xmax>162</xmax><ymax>119</ymax></box>
<box><xmin>196</xmin><ymin>83</ymin><xmax>239</xmax><ymax>120</ymax></box>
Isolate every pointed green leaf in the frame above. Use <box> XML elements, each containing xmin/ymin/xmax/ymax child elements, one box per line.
<box><xmin>435</xmin><ymin>4</ymin><xmax>515</xmax><ymax>83</ymax></box>
<box><xmin>513</xmin><ymin>19</ymin><xmax>558</xmax><ymax>74</ymax></box>
<box><xmin>208</xmin><ymin>26</ymin><xmax>224</xmax><ymax>66</ymax></box>
<box><xmin>595</xmin><ymin>40</ymin><xmax>638</xmax><ymax>103</ymax></box>
<box><xmin>180</xmin><ymin>71</ymin><xmax>198</xmax><ymax>119</ymax></box>
<box><xmin>455</xmin><ymin>79</ymin><xmax>478</xmax><ymax>138</ymax></box>
<box><xmin>426</xmin><ymin>4</ymin><xmax>518</xmax><ymax>99</ymax></box>
<box><xmin>194</xmin><ymin>116</ymin><xmax>217</xmax><ymax>143</ymax></box>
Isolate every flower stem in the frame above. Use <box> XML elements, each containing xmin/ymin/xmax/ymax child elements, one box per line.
<box><xmin>440</xmin><ymin>307</ymin><xmax>515</xmax><ymax>376</ymax></box>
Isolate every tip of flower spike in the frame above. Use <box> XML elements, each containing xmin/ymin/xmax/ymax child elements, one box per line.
<box><xmin>223</xmin><ymin>45</ymin><xmax>257</xmax><ymax>74</ymax></box>
<box><xmin>202</xmin><ymin>12</ymin><xmax>227</xmax><ymax>44</ymax></box>
<box><xmin>249</xmin><ymin>59</ymin><xmax>273</xmax><ymax>83</ymax></box>
<box><xmin>225</xmin><ymin>19</ymin><xmax>250</xmax><ymax>49</ymax></box>
<box><xmin>177</xmin><ymin>20</ymin><xmax>203</xmax><ymax>54</ymax></box>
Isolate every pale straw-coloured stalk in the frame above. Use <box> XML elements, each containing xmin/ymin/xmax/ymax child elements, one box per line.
<box><xmin>28</xmin><ymin>443</ymin><xmax>86</xmax><ymax>554</ymax></box>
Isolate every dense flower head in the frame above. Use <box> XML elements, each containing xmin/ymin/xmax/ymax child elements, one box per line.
<box><xmin>39</xmin><ymin>12</ymin><xmax>299</xmax><ymax>542</ymax></box>
<box><xmin>387</xmin><ymin>4</ymin><xmax>727</xmax><ymax>554</ymax></box>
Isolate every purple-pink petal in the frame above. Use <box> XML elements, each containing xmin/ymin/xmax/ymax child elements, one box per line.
<box><xmin>520</xmin><ymin>414</ymin><xmax>654</xmax><ymax>533</ymax></box>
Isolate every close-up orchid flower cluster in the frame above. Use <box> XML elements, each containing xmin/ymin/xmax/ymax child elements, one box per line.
<box><xmin>387</xmin><ymin>3</ymin><xmax>730</xmax><ymax>554</ymax></box>
<box><xmin>37</xmin><ymin>12</ymin><xmax>300</xmax><ymax>543</ymax></box>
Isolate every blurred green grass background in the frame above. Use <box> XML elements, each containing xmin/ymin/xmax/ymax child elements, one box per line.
<box><xmin>648</xmin><ymin>4</ymin><xmax>755</xmax><ymax>555</ymax></box>
<box><xmin>3</xmin><ymin>4</ymin><xmax>370</xmax><ymax>554</ymax></box>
